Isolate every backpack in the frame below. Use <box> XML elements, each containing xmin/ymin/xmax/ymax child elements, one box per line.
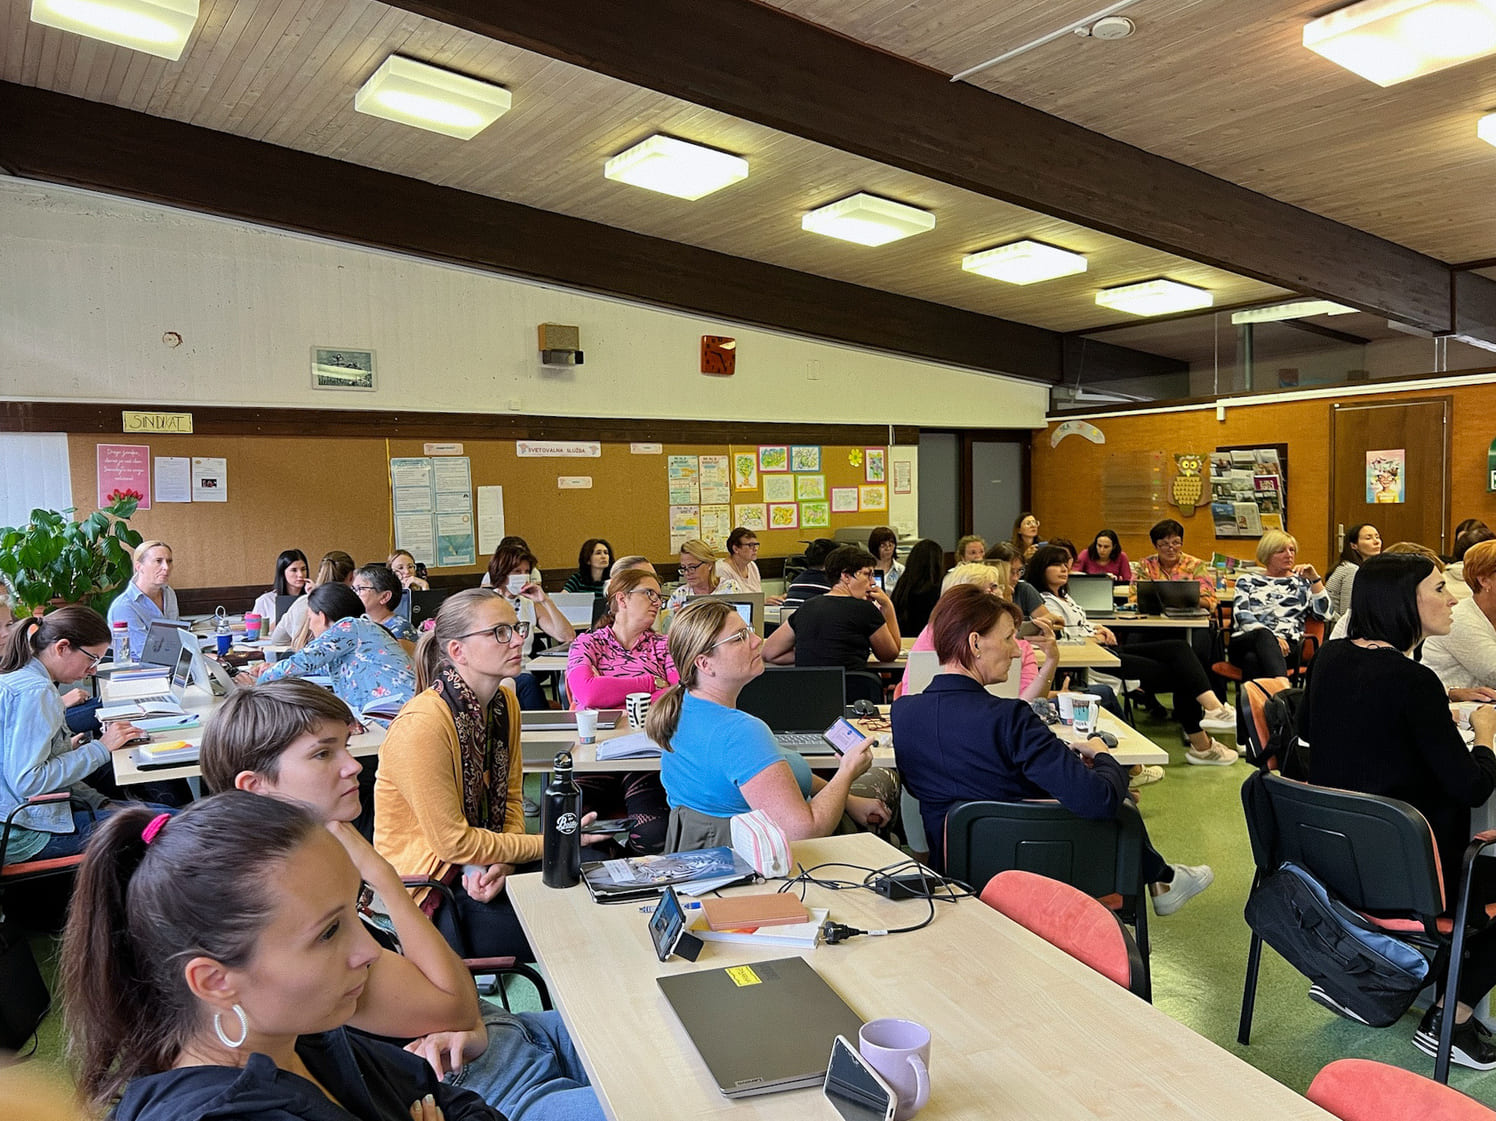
<box><xmin>1243</xmin><ymin>861</ymin><xmax>1429</xmax><ymax>1027</ymax></box>
<box><xmin>1240</xmin><ymin>677</ymin><xmax>1308</xmax><ymax>776</ymax></box>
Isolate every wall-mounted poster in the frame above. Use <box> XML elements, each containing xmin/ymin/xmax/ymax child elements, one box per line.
<box><xmin>795</xmin><ymin>474</ymin><xmax>825</xmax><ymax>501</ymax></box>
<box><xmin>859</xmin><ymin>485</ymin><xmax>887</xmax><ymax>511</ymax></box>
<box><xmin>831</xmin><ymin>487</ymin><xmax>860</xmax><ymax>513</ymax></box>
<box><xmin>733</xmin><ymin>503</ymin><xmax>768</xmax><ymax>531</ymax></box>
<box><xmin>698</xmin><ymin>455</ymin><xmax>731</xmax><ymax>504</ymax></box>
<box><xmin>763</xmin><ymin>474</ymin><xmax>796</xmax><ymax>503</ymax></box>
<box><xmin>864</xmin><ymin>449</ymin><xmax>886</xmax><ymax>483</ymax></box>
<box><xmin>768</xmin><ymin>503</ymin><xmax>799</xmax><ymax>529</ymax></box>
<box><xmin>97</xmin><ymin>444</ymin><xmax>151</xmax><ymax>510</ymax></box>
<box><xmin>733</xmin><ymin>452</ymin><xmax>758</xmax><ymax>491</ymax></box>
<box><xmin>1367</xmin><ymin>449</ymin><xmax>1405</xmax><ymax>504</ymax></box>
<box><xmin>790</xmin><ymin>445</ymin><xmax>821</xmax><ymax>472</ymax></box>
<box><xmin>893</xmin><ymin>459</ymin><xmax>912</xmax><ymax>495</ymax></box>
<box><xmin>801</xmin><ymin>501</ymin><xmax>829</xmax><ymax>527</ymax></box>
<box><xmin>667</xmin><ymin>455</ymin><xmax>700</xmax><ymax>504</ymax></box>
<box><xmin>758</xmin><ymin>445</ymin><xmax>789</xmax><ymax>472</ymax></box>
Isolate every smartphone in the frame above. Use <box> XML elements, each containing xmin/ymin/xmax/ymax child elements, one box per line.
<box><xmin>1018</xmin><ymin>620</ymin><xmax>1042</xmax><ymax>637</ymax></box>
<box><xmin>822</xmin><ymin>717</ymin><xmax>866</xmax><ymax>756</ymax></box>
<box><xmin>823</xmin><ymin>1035</ymin><xmax>896</xmax><ymax>1121</ymax></box>
<box><xmin>586</xmin><ymin>817</ymin><xmax>634</xmax><ymax>834</ymax></box>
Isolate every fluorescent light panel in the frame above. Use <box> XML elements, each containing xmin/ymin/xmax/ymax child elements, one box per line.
<box><xmin>802</xmin><ymin>193</ymin><xmax>936</xmax><ymax>246</ymax></box>
<box><xmin>603</xmin><ymin>135</ymin><xmax>748</xmax><ymax>201</ymax></box>
<box><xmin>355</xmin><ymin>56</ymin><xmax>511</xmax><ymax>141</ymax></box>
<box><xmin>1481</xmin><ymin>112</ymin><xmax>1496</xmax><ymax>147</ymax></box>
<box><xmin>30</xmin><ymin>0</ymin><xmax>197</xmax><ymax>60</ymax></box>
<box><xmin>1303</xmin><ymin>0</ymin><xmax>1496</xmax><ymax>86</ymax></box>
<box><xmin>1230</xmin><ymin>299</ymin><xmax>1359</xmax><ymax>324</ymax></box>
<box><xmin>1096</xmin><ymin>279</ymin><xmax>1214</xmax><ymax>317</ymax></box>
<box><xmin>962</xmin><ymin>240</ymin><xmax>1087</xmax><ymax>285</ymax></box>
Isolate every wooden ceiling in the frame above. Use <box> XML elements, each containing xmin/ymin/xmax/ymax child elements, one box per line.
<box><xmin>3</xmin><ymin>0</ymin><xmax>1493</xmax><ymax>381</ymax></box>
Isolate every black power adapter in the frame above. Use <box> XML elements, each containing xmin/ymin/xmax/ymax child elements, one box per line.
<box><xmin>873</xmin><ymin>872</ymin><xmax>937</xmax><ymax>901</ymax></box>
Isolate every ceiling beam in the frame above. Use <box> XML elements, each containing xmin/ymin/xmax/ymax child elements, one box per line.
<box><xmin>394</xmin><ymin>0</ymin><xmax>1496</xmax><ymax>342</ymax></box>
<box><xmin>0</xmin><ymin>82</ymin><xmax>1081</xmax><ymax>385</ymax></box>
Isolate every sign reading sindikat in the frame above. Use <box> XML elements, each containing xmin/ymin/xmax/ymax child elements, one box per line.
<box><xmin>123</xmin><ymin>410</ymin><xmax>193</xmax><ymax>434</ymax></box>
<box><xmin>515</xmin><ymin>441</ymin><xmax>601</xmax><ymax>458</ymax></box>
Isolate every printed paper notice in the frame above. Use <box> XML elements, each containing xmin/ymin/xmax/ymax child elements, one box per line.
<box><xmin>667</xmin><ymin>455</ymin><xmax>700</xmax><ymax>504</ymax></box>
<box><xmin>390</xmin><ymin>458</ymin><xmax>433</xmax><ymax>489</ymax></box>
<box><xmin>477</xmin><ymin>486</ymin><xmax>506</xmax><ymax>555</ymax></box>
<box><xmin>670</xmin><ymin>505</ymin><xmax>701</xmax><ymax>551</ymax></box>
<box><xmin>395</xmin><ymin>513</ymin><xmax>436</xmax><ymax>565</ymax></box>
<box><xmin>191</xmin><ymin>457</ymin><xmax>227</xmax><ymax>503</ymax></box>
<box><xmin>435</xmin><ymin>512</ymin><xmax>475</xmax><ymax>567</ymax></box>
<box><xmin>154</xmin><ymin>456</ymin><xmax>191</xmax><ymax>503</ymax></box>
<box><xmin>831</xmin><ymin>487</ymin><xmax>859</xmax><ymax>513</ymax></box>
<box><xmin>698</xmin><ymin>455</ymin><xmax>731</xmax><ymax>504</ymax></box>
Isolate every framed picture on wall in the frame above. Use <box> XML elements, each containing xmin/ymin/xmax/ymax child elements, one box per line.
<box><xmin>768</xmin><ymin>503</ymin><xmax>799</xmax><ymax>529</ymax></box>
<box><xmin>859</xmin><ymin>485</ymin><xmax>887</xmax><ymax>511</ymax></box>
<box><xmin>311</xmin><ymin>347</ymin><xmax>377</xmax><ymax>391</ymax></box>
<box><xmin>801</xmin><ymin>501</ymin><xmax>829</xmax><ymax>527</ymax></box>
<box><xmin>763</xmin><ymin>474</ymin><xmax>796</xmax><ymax>503</ymax></box>
<box><xmin>864</xmin><ymin>449</ymin><xmax>886</xmax><ymax>483</ymax></box>
<box><xmin>758</xmin><ymin>446</ymin><xmax>789</xmax><ymax>472</ymax></box>
<box><xmin>831</xmin><ymin>487</ymin><xmax>859</xmax><ymax>513</ymax></box>
<box><xmin>733</xmin><ymin>503</ymin><xmax>768</xmax><ymax>531</ymax></box>
<box><xmin>790</xmin><ymin>445</ymin><xmax>821</xmax><ymax>472</ymax></box>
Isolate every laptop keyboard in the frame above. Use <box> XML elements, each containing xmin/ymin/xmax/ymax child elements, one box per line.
<box><xmin>774</xmin><ymin>732</ymin><xmax>824</xmax><ymax>748</ymax></box>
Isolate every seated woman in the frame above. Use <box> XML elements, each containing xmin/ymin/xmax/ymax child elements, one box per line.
<box><xmin>1230</xmin><ymin>529</ymin><xmax>1330</xmax><ymax>680</ymax></box>
<box><xmin>986</xmin><ymin>541</ymin><xmax>1055</xmax><ymax>625</ymax></box>
<box><xmin>252</xmin><ymin>583</ymin><xmax>415</xmax><ymax>725</ymax></box>
<box><xmin>955</xmin><ymin>535</ymin><xmax>987</xmax><ymax>564</ymax></box>
<box><xmin>1421</xmin><ymin>540</ymin><xmax>1496</xmax><ymax>703</ymax></box>
<box><xmin>1011</xmin><ymin>512</ymin><xmax>1042</xmax><ymax>562</ymax></box>
<box><xmin>1304</xmin><ymin>553</ymin><xmax>1496</xmax><ymax>1069</ymax></box>
<box><xmin>1134</xmin><ymin>519</ymin><xmax>1218</xmax><ymax>612</ymax></box>
<box><xmin>1026</xmin><ymin>545</ymin><xmax>1238</xmax><ymax>766</ymax></box>
<box><xmin>566</xmin><ymin>568</ymin><xmax>674</xmax><ymax>853</ymax></box>
<box><xmin>650</xmin><ymin>598</ymin><xmax>885</xmax><ymax>850</ymax></box>
<box><xmin>1324</xmin><ymin>523</ymin><xmax>1380</xmax><ymax>621</ymax></box>
<box><xmin>869</xmin><ymin>526</ymin><xmax>904</xmax><ymax>593</ymax></box>
<box><xmin>353</xmin><ymin>564</ymin><xmax>417</xmax><ymax>642</ymax></box>
<box><xmin>563</xmin><ymin>538</ymin><xmax>613</xmax><ymax>597</ymax></box>
<box><xmin>889</xmin><ymin>584</ymin><xmax>1213</xmax><ymax>916</ymax></box>
<box><xmin>890</xmin><ymin>539</ymin><xmax>945</xmax><ymax>635</ymax></box>
<box><xmin>376</xmin><ymin>590</ymin><xmax>549</xmax><ymax>962</ymax></box>
<box><xmin>271</xmin><ymin>550</ymin><xmax>355</xmax><ymax>646</ymax></box>
<box><xmin>200</xmin><ymin>679</ymin><xmax>602</xmax><ymax>1121</ymax></box>
<box><xmin>62</xmin><ymin>794</ymin><xmax>505</xmax><ymax>1121</ymax></box>
<box><xmin>1072</xmin><ymin>529</ymin><xmax>1132</xmax><ymax>582</ymax></box>
<box><xmin>107</xmin><ymin>539</ymin><xmax>178</xmax><ymax>656</ymax></box>
<box><xmin>250</xmin><ymin>548</ymin><xmax>309</xmax><ymax>631</ymax></box>
<box><xmin>389</xmin><ymin>548</ymin><xmax>430</xmax><ymax>592</ymax></box>
<box><xmin>0</xmin><ymin>606</ymin><xmax>149</xmax><ymax>864</ymax></box>
<box><xmin>781</xmin><ymin>538</ymin><xmax>837</xmax><ymax>612</ymax></box>
<box><xmin>716</xmin><ymin>527</ymin><xmax>784</xmax><ymax>605</ymax></box>
<box><xmin>762</xmin><ymin>546</ymin><xmax>901</xmax><ymax>703</ymax></box>
<box><xmin>484</xmin><ymin>543</ymin><xmax>576</xmax><ymax>711</ymax></box>
<box><xmin>666</xmin><ymin>538</ymin><xmax>741</xmax><ymax>612</ymax></box>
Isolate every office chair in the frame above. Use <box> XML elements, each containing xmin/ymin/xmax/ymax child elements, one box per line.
<box><xmin>1307</xmin><ymin>1057</ymin><xmax>1496</xmax><ymax>1120</ymax></box>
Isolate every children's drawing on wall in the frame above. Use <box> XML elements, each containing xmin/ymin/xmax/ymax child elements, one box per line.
<box><xmin>1366</xmin><ymin>449</ymin><xmax>1405</xmax><ymax>504</ymax></box>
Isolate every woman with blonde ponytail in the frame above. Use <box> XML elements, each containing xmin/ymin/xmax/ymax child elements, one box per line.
<box><xmin>651</xmin><ymin>599</ymin><xmax>880</xmax><ymax>851</ymax></box>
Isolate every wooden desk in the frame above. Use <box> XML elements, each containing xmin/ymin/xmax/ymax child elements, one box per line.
<box><xmin>1037</xmin><ymin>639</ymin><xmax>1122</xmax><ymax>669</ymax></box>
<box><xmin>507</xmin><ymin>833</ymin><xmax>1331</xmax><ymax>1121</ymax></box>
<box><xmin>1105</xmin><ymin>614</ymin><xmax>1211</xmax><ymax>630</ymax></box>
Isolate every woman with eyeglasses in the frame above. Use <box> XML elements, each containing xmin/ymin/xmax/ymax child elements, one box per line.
<box><xmin>564</xmin><ymin>568</ymin><xmax>675</xmax><ymax>853</ymax></box>
<box><xmin>0</xmin><ymin>606</ymin><xmax>152</xmax><ymax>864</ymax></box>
<box><xmin>376</xmin><ymin>590</ymin><xmax>608</xmax><ymax>962</ymax></box>
<box><xmin>649</xmin><ymin>599</ymin><xmax>878</xmax><ymax>851</ymax></box>
<box><xmin>666</xmin><ymin>539</ymin><xmax>742</xmax><ymax>612</ymax></box>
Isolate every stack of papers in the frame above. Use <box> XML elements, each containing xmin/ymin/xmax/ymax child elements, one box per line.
<box><xmin>594</xmin><ymin>730</ymin><xmax>664</xmax><ymax>760</ymax></box>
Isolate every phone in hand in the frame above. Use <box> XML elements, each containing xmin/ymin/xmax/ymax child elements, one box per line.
<box><xmin>585</xmin><ymin>817</ymin><xmax>635</xmax><ymax>834</ymax></box>
<box><xmin>822</xmin><ymin>717</ymin><xmax>867</xmax><ymax>756</ymax></box>
<box><xmin>1018</xmin><ymin>620</ymin><xmax>1042</xmax><ymax>637</ymax></box>
<box><xmin>823</xmin><ymin>1035</ymin><xmax>896</xmax><ymax>1121</ymax></box>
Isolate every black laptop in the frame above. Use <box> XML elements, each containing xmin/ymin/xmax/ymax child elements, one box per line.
<box><xmin>737</xmin><ymin>666</ymin><xmax>846</xmax><ymax>750</ymax></box>
<box><xmin>1136</xmin><ymin>580</ymin><xmax>1211</xmax><ymax>618</ymax></box>
<box><xmin>409</xmin><ymin>587</ymin><xmax>457</xmax><ymax>627</ymax></box>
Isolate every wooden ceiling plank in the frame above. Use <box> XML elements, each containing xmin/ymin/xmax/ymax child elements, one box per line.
<box><xmin>387</xmin><ymin>0</ymin><xmax>1482</xmax><ymax>337</ymax></box>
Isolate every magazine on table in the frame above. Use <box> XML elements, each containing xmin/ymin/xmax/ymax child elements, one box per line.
<box><xmin>581</xmin><ymin>846</ymin><xmax>756</xmax><ymax>903</ymax></box>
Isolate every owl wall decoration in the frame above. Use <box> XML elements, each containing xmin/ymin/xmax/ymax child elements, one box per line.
<box><xmin>1171</xmin><ymin>453</ymin><xmax>1205</xmax><ymax>514</ymax></box>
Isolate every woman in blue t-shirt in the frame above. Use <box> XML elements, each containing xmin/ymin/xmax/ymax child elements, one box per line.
<box><xmin>647</xmin><ymin>598</ymin><xmax>882</xmax><ymax>844</ymax></box>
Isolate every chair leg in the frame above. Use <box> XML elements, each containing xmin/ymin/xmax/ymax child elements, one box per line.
<box><xmin>1134</xmin><ymin>902</ymin><xmax>1151</xmax><ymax>1003</ymax></box>
<box><xmin>1239</xmin><ymin>932</ymin><xmax>1263</xmax><ymax>1045</ymax></box>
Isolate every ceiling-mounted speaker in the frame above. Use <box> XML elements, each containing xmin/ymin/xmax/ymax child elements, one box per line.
<box><xmin>1091</xmin><ymin>16</ymin><xmax>1135</xmax><ymax>39</ymax></box>
<box><xmin>538</xmin><ymin>323</ymin><xmax>583</xmax><ymax>366</ymax></box>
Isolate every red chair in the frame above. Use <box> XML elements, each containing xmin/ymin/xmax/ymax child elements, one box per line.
<box><xmin>1307</xmin><ymin>1058</ymin><xmax>1496</xmax><ymax>1120</ymax></box>
<box><xmin>979</xmin><ymin>869</ymin><xmax>1147</xmax><ymax>998</ymax></box>
<box><xmin>400</xmin><ymin>876</ymin><xmax>552</xmax><ymax>1011</ymax></box>
<box><xmin>1212</xmin><ymin>604</ymin><xmax>1322</xmax><ymax>696</ymax></box>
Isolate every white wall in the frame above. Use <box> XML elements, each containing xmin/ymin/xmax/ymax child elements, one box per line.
<box><xmin>0</xmin><ymin>178</ymin><xmax>1049</xmax><ymax>432</ymax></box>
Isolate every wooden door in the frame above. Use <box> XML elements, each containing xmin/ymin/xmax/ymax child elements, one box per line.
<box><xmin>1329</xmin><ymin>398</ymin><xmax>1450</xmax><ymax>561</ymax></box>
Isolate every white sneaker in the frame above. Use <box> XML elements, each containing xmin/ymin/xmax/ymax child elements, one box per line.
<box><xmin>1153</xmin><ymin>864</ymin><xmax>1214</xmax><ymax>916</ymax></box>
<box><xmin>1185</xmin><ymin>740</ymin><xmax>1238</xmax><ymax>766</ymax></box>
<box><xmin>1129</xmin><ymin>764</ymin><xmax>1165</xmax><ymax>789</ymax></box>
<box><xmin>1199</xmin><ymin>706</ymin><xmax>1236</xmax><ymax>733</ymax></box>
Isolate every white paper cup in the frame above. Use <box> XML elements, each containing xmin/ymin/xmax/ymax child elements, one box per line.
<box><xmin>576</xmin><ymin>708</ymin><xmax>599</xmax><ymax>743</ymax></box>
<box><xmin>625</xmin><ymin>692</ymin><xmax>652</xmax><ymax>729</ymax></box>
<box><xmin>1072</xmin><ymin>693</ymin><xmax>1102</xmax><ymax>736</ymax></box>
<box><xmin>1056</xmin><ymin>692</ymin><xmax>1077</xmax><ymax>726</ymax></box>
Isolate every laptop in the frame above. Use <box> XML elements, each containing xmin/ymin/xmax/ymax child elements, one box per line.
<box><xmin>275</xmin><ymin>593</ymin><xmax>301</xmax><ymax>621</ymax></box>
<box><xmin>701</xmin><ymin>592</ymin><xmax>765</xmax><ymax>637</ymax></box>
<box><xmin>902</xmin><ymin>650</ymin><xmax>940</xmax><ymax>697</ymax></box>
<box><xmin>1065</xmin><ymin>573</ymin><xmax>1116</xmax><ymax>619</ymax></box>
<box><xmin>409</xmin><ymin>587</ymin><xmax>457</xmax><ymax>628</ymax></box>
<box><xmin>98</xmin><ymin>645</ymin><xmax>192</xmax><ymax>719</ymax></box>
<box><xmin>737</xmin><ymin>666</ymin><xmax>846</xmax><ymax>750</ymax></box>
<box><xmin>140</xmin><ymin>619</ymin><xmax>192</xmax><ymax>666</ymax></box>
<box><xmin>1136</xmin><ymin>579</ymin><xmax>1211</xmax><ymax>618</ymax></box>
<box><xmin>521</xmin><ymin>709</ymin><xmax>621</xmax><ymax>732</ymax></box>
<box><xmin>551</xmin><ymin>592</ymin><xmax>600</xmax><ymax>628</ymax></box>
<box><xmin>658</xmin><ymin>956</ymin><xmax>864</xmax><ymax>1098</ymax></box>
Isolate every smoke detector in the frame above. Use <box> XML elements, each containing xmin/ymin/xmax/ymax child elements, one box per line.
<box><xmin>1076</xmin><ymin>16</ymin><xmax>1135</xmax><ymax>40</ymax></box>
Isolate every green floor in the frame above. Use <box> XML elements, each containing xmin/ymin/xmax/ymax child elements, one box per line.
<box><xmin>11</xmin><ymin>720</ymin><xmax>1496</xmax><ymax>1105</ymax></box>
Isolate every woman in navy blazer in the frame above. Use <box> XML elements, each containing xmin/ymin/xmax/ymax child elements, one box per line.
<box><xmin>889</xmin><ymin>584</ymin><xmax>1213</xmax><ymax>917</ymax></box>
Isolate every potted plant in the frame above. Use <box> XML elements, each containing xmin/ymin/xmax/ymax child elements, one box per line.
<box><xmin>0</xmin><ymin>495</ymin><xmax>144</xmax><ymax>616</ymax></box>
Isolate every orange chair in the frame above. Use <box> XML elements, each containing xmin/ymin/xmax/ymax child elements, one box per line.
<box><xmin>1212</xmin><ymin>604</ymin><xmax>1323</xmax><ymax>694</ymax></box>
<box><xmin>979</xmin><ymin>869</ymin><xmax>1147</xmax><ymax>998</ymax></box>
<box><xmin>1307</xmin><ymin>1058</ymin><xmax>1496</xmax><ymax>1120</ymax></box>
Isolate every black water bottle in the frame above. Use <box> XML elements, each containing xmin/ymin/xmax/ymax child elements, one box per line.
<box><xmin>541</xmin><ymin>751</ymin><xmax>582</xmax><ymax>888</ymax></box>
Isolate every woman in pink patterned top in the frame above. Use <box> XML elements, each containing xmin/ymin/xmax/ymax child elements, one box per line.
<box><xmin>564</xmin><ymin>568</ymin><xmax>674</xmax><ymax>852</ymax></box>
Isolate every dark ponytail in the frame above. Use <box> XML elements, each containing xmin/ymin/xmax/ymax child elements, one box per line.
<box><xmin>0</xmin><ymin>605</ymin><xmax>109</xmax><ymax>674</ymax></box>
<box><xmin>62</xmin><ymin>794</ymin><xmax>318</xmax><ymax>1107</ymax></box>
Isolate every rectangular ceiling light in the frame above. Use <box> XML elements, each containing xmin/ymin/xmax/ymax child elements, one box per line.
<box><xmin>355</xmin><ymin>56</ymin><xmax>511</xmax><ymax>141</ymax></box>
<box><xmin>30</xmin><ymin>0</ymin><xmax>198</xmax><ymax>60</ymax></box>
<box><xmin>603</xmin><ymin>135</ymin><xmax>749</xmax><ymax>200</ymax></box>
<box><xmin>1303</xmin><ymin>0</ymin><xmax>1496</xmax><ymax>86</ymax></box>
<box><xmin>802</xmin><ymin>193</ymin><xmax>936</xmax><ymax>246</ymax></box>
<box><xmin>1230</xmin><ymin>299</ymin><xmax>1359</xmax><ymax>324</ymax></box>
<box><xmin>1481</xmin><ymin>111</ymin><xmax>1496</xmax><ymax>146</ymax></box>
<box><xmin>962</xmin><ymin>240</ymin><xmax>1087</xmax><ymax>285</ymax></box>
<box><xmin>1095</xmin><ymin>279</ymin><xmax>1214</xmax><ymax>317</ymax></box>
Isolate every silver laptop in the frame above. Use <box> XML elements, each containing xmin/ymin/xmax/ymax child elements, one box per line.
<box><xmin>550</xmin><ymin>592</ymin><xmax>600</xmax><ymax>628</ymax></box>
<box><xmin>520</xmin><ymin>709</ymin><xmax>621</xmax><ymax>732</ymax></box>
<box><xmin>657</xmin><ymin>956</ymin><xmax>864</xmax><ymax>1098</ymax></box>
<box><xmin>1066</xmin><ymin>573</ymin><xmax>1116</xmax><ymax>619</ymax></box>
<box><xmin>737</xmin><ymin>666</ymin><xmax>845</xmax><ymax>750</ymax></box>
<box><xmin>178</xmin><ymin>628</ymin><xmax>240</xmax><ymax>697</ymax></box>
<box><xmin>140</xmin><ymin>620</ymin><xmax>191</xmax><ymax>666</ymax></box>
<box><xmin>98</xmin><ymin>645</ymin><xmax>193</xmax><ymax>719</ymax></box>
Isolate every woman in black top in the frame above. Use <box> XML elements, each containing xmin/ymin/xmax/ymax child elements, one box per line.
<box><xmin>890</xmin><ymin>538</ymin><xmax>944</xmax><ymax>635</ymax></box>
<box><xmin>1305</xmin><ymin>552</ymin><xmax>1496</xmax><ymax>1069</ymax></box>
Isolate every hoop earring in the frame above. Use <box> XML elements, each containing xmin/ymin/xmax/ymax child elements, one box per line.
<box><xmin>213</xmin><ymin>1003</ymin><xmax>249</xmax><ymax>1049</ymax></box>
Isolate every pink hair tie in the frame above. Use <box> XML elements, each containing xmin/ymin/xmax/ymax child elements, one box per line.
<box><xmin>141</xmin><ymin>813</ymin><xmax>170</xmax><ymax>845</ymax></box>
